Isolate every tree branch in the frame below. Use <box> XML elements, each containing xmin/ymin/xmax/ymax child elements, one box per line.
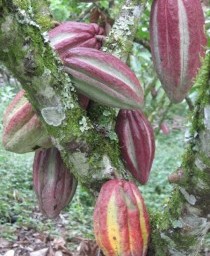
<box><xmin>0</xmin><ymin>0</ymin><xmax>146</xmax><ymax>193</ymax></box>
<box><xmin>149</xmin><ymin>53</ymin><xmax>210</xmax><ymax>255</ymax></box>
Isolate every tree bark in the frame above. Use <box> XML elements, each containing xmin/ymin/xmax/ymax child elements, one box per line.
<box><xmin>0</xmin><ymin>1</ymin><xmax>210</xmax><ymax>255</ymax></box>
<box><xmin>0</xmin><ymin>0</ymin><xmax>145</xmax><ymax>192</ymax></box>
<box><xmin>148</xmin><ymin>54</ymin><xmax>210</xmax><ymax>256</ymax></box>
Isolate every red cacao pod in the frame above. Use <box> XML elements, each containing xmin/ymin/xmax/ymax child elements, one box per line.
<box><xmin>63</xmin><ymin>47</ymin><xmax>144</xmax><ymax>110</ymax></box>
<box><xmin>150</xmin><ymin>0</ymin><xmax>207</xmax><ymax>103</ymax></box>
<box><xmin>160</xmin><ymin>122</ymin><xmax>170</xmax><ymax>135</ymax></box>
<box><xmin>115</xmin><ymin>110</ymin><xmax>155</xmax><ymax>184</ymax></box>
<box><xmin>77</xmin><ymin>93</ymin><xmax>90</xmax><ymax>110</ymax></box>
<box><xmin>93</xmin><ymin>179</ymin><xmax>150</xmax><ymax>256</ymax></box>
<box><xmin>2</xmin><ymin>90</ymin><xmax>52</xmax><ymax>154</ymax></box>
<box><xmin>48</xmin><ymin>21</ymin><xmax>104</xmax><ymax>58</ymax></box>
<box><xmin>33</xmin><ymin>147</ymin><xmax>77</xmax><ymax>219</ymax></box>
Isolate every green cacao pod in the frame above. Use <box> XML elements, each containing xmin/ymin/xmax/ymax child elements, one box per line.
<box><xmin>63</xmin><ymin>47</ymin><xmax>144</xmax><ymax>110</ymax></box>
<box><xmin>93</xmin><ymin>179</ymin><xmax>150</xmax><ymax>256</ymax></box>
<box><xmin>33</xmin><ymin>147</ymin><xmax>77</xmax><ymax>218</ymax></box>
<box><xmin>2</xmin><ymin>90</ymin><xmax>52</xmax><ymax>154</ymax></box>
<box><xmin>150</xmin><ymin>0</ymin><xmax>207</xmax><ymax>103</ymax></box>
<box><xmin>115</xmin><ymin>110</ymin><xmax>155</xmax><ymax>184</ymax></box>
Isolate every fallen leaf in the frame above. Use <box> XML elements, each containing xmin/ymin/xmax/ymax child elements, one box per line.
<box><xmin>30</xmin><ymin>248</ymin><xmax>48</xmax><ymax>256</ymax></box>
<box><xmin>55</xmin><ymin>251</ymin><xmax>63</xmax><ymax>256</ymax></box>
<box><xmin>4</xmin><ymin>250</ymin><xmax>15</xmax><ymax>256</ymax></box>
<box><xmin>0</xmin><ymin>238</ymin><xmax>11</xmax><ymax>248</ymax></box>
<box><xmin>53</xmin><ymin>237</ymin><xmax>66</xmax><ymax>250</ymax></box>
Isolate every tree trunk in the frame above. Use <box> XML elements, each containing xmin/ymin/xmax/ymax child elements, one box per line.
<box><xmin>0</xmin><ymin>0</ymin><xmax>145</xmax><ymax>192</ymax></box>
<box><xmin>0</xmin><ymin>1</ymin><xmax>210</xmax><ymax>255</ymax></box>
<box><xmin>148</xmin><ymin>54</ymin><xmax>210</xmax><ymax>255</ymax></box>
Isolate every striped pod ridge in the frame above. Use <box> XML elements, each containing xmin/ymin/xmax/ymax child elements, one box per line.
<box><xmin>150</xmin><ymin>0</ymin><xmax>207</xmax><ymax>103</ymax></box>
<box><xmin>63</xmin><ymin>47</ymin><xmax>144</xmax><ymax>110</ymax></box>
<box><xmin>33</xmin><ymin>147</ymin><xmax>78</xmax><ymax>219</ymax></box>
<box><xmin>115</xmin><ymin>110</ymin><xmax>155</xmax><ymax>185</ymax></box>
<box><xmin>93</xmin><ymin>179</ymin><xmax>150</xmax><ymax>256</ymax></box>
<box><xmin>2</xmin><ymin>90</ymin><xmax>52</xmax><ymax>153</ymax></box>
<box><xmin>48</xmin><ymin>21</ymin><xmax>104</xmax><ymax>58</ymax></box>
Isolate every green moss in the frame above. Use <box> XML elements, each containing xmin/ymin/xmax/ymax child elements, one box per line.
<box><xmin>13</xmin><ymin>0</ymin><xmax>29</xmax><ymax>10</ymax></box>
<box><xmin>197</xmin><ymin>153</ymin><xmax>210</xmax><ymax>170</ymax></box>
<box><xmin>149</xmin><ymin>211</ymin><xmax>169</xmax><ymax>255</ymax></box>
<box><xmin>12</xmin><ymin>0</ymin><xmax>53</xmax><ymax>31</ymax></box>
<box><xmin>32</xmin><ymin>1</ymin><xmax>54</xmax><ymax>30</ymax></box>
<box><xmin>45</xmin><ymin>107</ymin><xmax>82</xmax><ymax>141</ymax></box>
<box><xmin>190</xmin><ymin>54</ymin><xmax>210</xmax><ymax>133</ymax></box>
<box><xmin>35</xmin><ymin>16</ymin><xmax>52</xmax><ymax>30</ymax></box>
<box><xmin>172</xmin><ymin>232</ymin><xmax>196</xmax><ymax>250</ymax></box>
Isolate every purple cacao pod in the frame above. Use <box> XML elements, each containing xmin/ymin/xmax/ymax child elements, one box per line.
<box><xmin>63</xmin><ymin>47</ymin><xmax>144</xmax><ymax>110</ymax></box>
<box><xmin>78</xmin><ymin>93</ymin><xmax>90</xmax><ymax>110</ymax></box>
<box><xmin>48</xmin><ymin>21</ymin><xmax>104</xmax><ymax>58</ymax></box>
<box><xmin>150</xmin><ymin>0</ymin><xmax>207</xmax><ymax>103</ymax></box>
<box><xmin>2</xmin><ymin>90</ymin><xmax>52</xmax><ymax>154</ymax></box>
<box><xmin>33</xmin><ymin>147</ymin><xmax>77</xmax><ymax>218</ymax></box>
<box><xmin>115</xmin><ymin>110</ymin><xmax>155</xmax><ymax>184</ymax></box>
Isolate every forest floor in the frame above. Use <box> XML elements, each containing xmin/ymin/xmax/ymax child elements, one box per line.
<box><xmin>0</xmin><ymin>210</ymin><xmax>102</xmax><ymax>256</ymax></box>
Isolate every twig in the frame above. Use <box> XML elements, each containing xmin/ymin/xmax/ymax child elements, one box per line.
<box><xmin>77</xmin><ymin>3</ymin><xmax>94</xmax><ymax>21</ymax></box>
<box><xmin>185</xmin><ymin>96</ymin><xmax>194</xmax><ymax>111</ymax></box>
<box><xmin>134</xmin><ymin>37</ymin><xmax>151</xmax><ymax>52</ymax></box>
<box><xmin>156</xmin><ymin>101</ymin><xmax>173</xmax><ymax>135</ymax></box>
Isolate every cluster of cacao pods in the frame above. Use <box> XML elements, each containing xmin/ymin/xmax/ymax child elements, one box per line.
<box><xmin>49</xmin><ymin>21</ymin><xmax>155</xmax><ymax>185</ymax></box>
<box><xmin>1</xmin><ymin>0</ymin><xmax>207</xmax><ymax>253</ymax></box>
<box><xmin>2</xmin><ymin>19</ymin><xmax>154</xmax><ymax>254</ymax></box>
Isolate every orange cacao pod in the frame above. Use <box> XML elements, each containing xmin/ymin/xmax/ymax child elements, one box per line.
<box><xmin>93</xmin><ymin>179</ymin><xmax>150</xmax><ymax>256</ymax></box>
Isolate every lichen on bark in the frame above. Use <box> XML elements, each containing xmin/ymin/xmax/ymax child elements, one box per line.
<box><xmin>148</xmin><ymin>53</ymin><xmax>210</xmax><ymax>256</ymax></box>
<box><xmin>0</xmin><ymin>0</ymin><xmax>145</xmax><ymax>191</ymax></box>
<box><xmin>0</xmin><ymin>0</ymin><xmax>118</xmax><ymax>190</ymax></box>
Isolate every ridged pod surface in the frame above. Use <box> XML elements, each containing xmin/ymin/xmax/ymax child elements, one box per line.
<box><xmin>93</xmin><ymin>179</ymin><xmax>150</xmax><ymax>256</ymax></box>
<box><xmin>63</xmin><ymin>47</ymin><xmax>144</xmax><ymax>109</ymax></box>
<box><xmin>2</xmin><ymin>90</ymin><xmax>52</xmax><ymax>154</ymax></box>
<box><xmin>33</xmin><ymin>147</ymin><xmax>77</xmax><ymax>219</ymax></box>
<box><xmin>48</xmin><ymin>22</ymin><xmax>104</xmax><ymax>58</ymax></box>
<box><xmin>115</xmin><ymin>110</ymin><xmax>155</xmax><ymax>184</ymax></box>
<box><xmin>150</xmin><ymin>0</ymin><xmax>207</xmax><ymax>103</ymax></box>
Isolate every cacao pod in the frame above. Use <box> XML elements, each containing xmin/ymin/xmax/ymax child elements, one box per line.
<box><xmin>115</xmin><ymin>110</ymin><xmax>155</xmax><ymax>184</ymax></box>
<box><xmin>33</xmin><ymin>147</ymin><xmax>77</xmax><ymax>219</ymax></box>
<box><xmin>150</xmin><ymin>0</ymin><xmax>207</xmax><ymax>103</ymax></box>
<box><xmin>160</xmin><ymin>122</ymin><xmax>170</xmax><ymax>135</ymax></box>
<box><xmin>48</xmin><ymin>21</ymin><xmax>104</xmax><ymax>58</ymax></box>
<box><xmin>93</xmin><ymin>179</ymin><xmax>150</xmax><ymax>256</ymax></box>
<box><xmin>63</xmin><ymin>47</ymin><xmax>144</xmax><ymax>110</ymax></box>
<box><xmin>2</xmin><ymin>90</ymin><xmax>52</xmax><ymax>154</ymax></box>
<box><xmin>77</xmin><ymin>93</ymin><xmax>90</xmax><ymax>110</ymax></box>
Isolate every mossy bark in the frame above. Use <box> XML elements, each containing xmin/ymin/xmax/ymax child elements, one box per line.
<box><xmin>148</xmin><ymin>54</ymin><xmax>210</xmax><ymax>256</ymax></box>
<box><xmin>0</xmin><ymin>0</ymin><xmax>143</xmax><ymax>192</ymax></box>
<box><xmin>1</xmin><ymin>0</ymin><xmax>210</xmax><ymax>255</ymax></box>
